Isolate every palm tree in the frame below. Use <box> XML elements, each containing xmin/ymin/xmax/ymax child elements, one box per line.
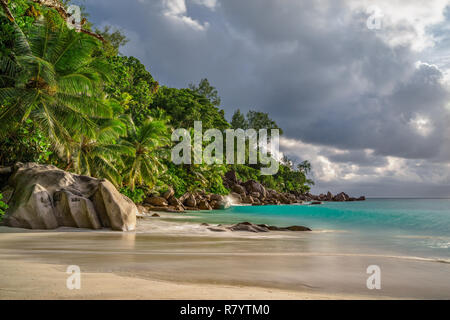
<box><xmin>121</xmin><ymin>116</ymin><xmax>170</xmax><ymax>190</ymax></box>
<box><xmin>0</xmin><ymin>13</ymin><xmax>112</xmax><ymax>153</ymax></box>
<box><xmin>69</xmin><ymin>117</ymin><xmax>134</xmax><ymax>186</ymax></box>
<box><xmin>297</xmin><ymin>160</ymin><xmax>312</xmax><ymax>175</ymax></box>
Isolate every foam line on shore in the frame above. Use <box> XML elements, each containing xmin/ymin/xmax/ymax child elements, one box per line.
<box><xmin>2</xmin><ymin>246</ymin><xmax>447</xmax><ymax>264</ymax></box>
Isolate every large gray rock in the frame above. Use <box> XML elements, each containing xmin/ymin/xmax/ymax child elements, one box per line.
<box><xmin>326</xmin><ymin>192</ymin><xmax>333</xmax><ymax>201</ymax></box>
<box><xmin>243</xmin><ymin>180</ymin><xmax>267</xmax><ymax>198</ymax></box>
<box><xmin>333</xmin><ymin>192</ymin><xmax>349</xmax><ymax>202</ymax></box>
<box><xmin>3</xmin><ymin>163</ymin><xmax>137</xmax><ymax>231</ymax></box>
<box><xmin>232</xmin><ymin>184</ymin><xmax>246</xmax><ymax>195</ymax></box>
<box><xmin>54</xmin><ymin>190</ymin><xmax>101</xmax><ymax>229</ymax></box>
<box><xmin>92</xmin><ymin>180</ymin><xmax>137</xmax><ymax>231</ymax></box>
<box><xmin>184</xmin><ymin>194</ymin><xmax>197</xmax><ymax>208</ymax></box>
<box><xmin>6</xmin><ymin>184</ymin><xmax>58</xmax><ymax>229</ymax></box>
<box><xmin>224</xmin><ymin>170</ymin><xmax>238</xmax><ymax>184</ymax></box>
<box><xmin>229</xmin><ymin>192</ymin><xmax>242</xmax><ymax>203</ymax></box>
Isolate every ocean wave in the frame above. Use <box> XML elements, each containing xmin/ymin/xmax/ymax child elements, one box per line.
<box><xmin>395</xmin><ymin>235</ymin><xmax>450</xmax><ymax>249</ymax></box>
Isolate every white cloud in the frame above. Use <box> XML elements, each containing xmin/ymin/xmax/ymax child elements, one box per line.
<box><xmin>349</xmin><ymin>0</ymin><xmax>450</xmax><ymax>51</ymax></box>
<box><xmin>162</xmin><ymin>0</ymin><xmax>210</xmax><ymax>31</ymax></box>
<box><xmin>409</xmin><ymin>115</ymin><xmax>433</xmax><ymax>137</ymax></box>
<box><xmin>280</xmin><ymin>136</ymin><xmax>450</xmax><ymax>196</ymax></box>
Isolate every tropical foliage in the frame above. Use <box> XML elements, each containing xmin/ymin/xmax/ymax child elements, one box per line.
<box><xmin>0</xmin><ymin>0</ymin><xmax>313</xmax><ymax>201</ymax></box>
<box><xmin>0</xmin><ymin>11</ymin><xmax>111</xmax><ymax>158</ymax></box>
<box><xmin>0</xmin><ymin>193</ymin><xmax>7</xmax><ymax>221</ymax></box>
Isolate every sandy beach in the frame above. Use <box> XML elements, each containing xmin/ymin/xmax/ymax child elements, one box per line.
<box><xmin>0</xmin><ymin>224</ymin><xmax>371</xmax><ymax>300</ymax></box>
<box><xmin>0</xmin><ymin>258</ymin><xmax>374</xmax><ymax>300</ymax></box>
<box><xmin>1</xmin><ymin>217</ymin><xmax>449</xmax><ymax>300</ymax></box>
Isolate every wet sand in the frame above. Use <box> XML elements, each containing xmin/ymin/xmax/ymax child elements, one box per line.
<box><xmin>0</xmin><ymin>221</ymin><xmax>449</xmax><ymax>300</ymax></box>
<box><xmin>0</xmin><ymin>258</ymin><xmax>373</xmax><ymax>300</ymax></box>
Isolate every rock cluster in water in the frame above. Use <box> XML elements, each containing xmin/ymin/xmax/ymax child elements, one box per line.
<box><xmin>204</xmin><ymin>222</ymin><xmax>312</xmax><ymax>233</ymax></box>
<box><xmin>141</xmin><ymin>170</ymin><xmax>366</xmax><ymax>213</ymax></box>
<box><xmin>141</xmin><ymin>189</ymin><xmax>231</xmax><ymax>213</ymax></box>
<box><xmin>223</xmin><ymin>170</ymin><xmax>365</xmax><ymax>205</ymax></box>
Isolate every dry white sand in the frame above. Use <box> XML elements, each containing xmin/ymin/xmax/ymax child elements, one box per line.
<box><xmin>0</xmin><ymin>258</ymin><xmax>375</xmax><ymax>300</ymax></box>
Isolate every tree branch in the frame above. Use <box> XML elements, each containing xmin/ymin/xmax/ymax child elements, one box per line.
<box><xmin>30</xmin><ymin>0</ymin><xmax>67</xmax><ymax>18</ymax></box>
<box><xmin>30</xmin><ymin>0</ymin><xmax>105</xmax><ymax>42</ymax></box>
<box><xmin>79</xmin><ymin>28</ymin><xmax>105</xmax><ymax>42</ymax></box>
<box><xmin>0</xmin><ymin>0</ymin><xmax>14</xmax><ymax>22</ymax></box>
<box><xmin>1</xmin><ymin>0</ymin><xmax>105</xmax><ymax>42</ymax></box>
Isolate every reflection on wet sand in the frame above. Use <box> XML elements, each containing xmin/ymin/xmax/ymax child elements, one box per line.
<box><xmin>1</xmin><ymin>223</ymin><xmax>449</xmax><ymax>299</ymax></box>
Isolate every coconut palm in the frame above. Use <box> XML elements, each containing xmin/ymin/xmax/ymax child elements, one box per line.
<box><xmin>0</xmin><ymin>13</ymin><xmax>112</xmax><ymax>152</ymax></box>
<box><xmin>69</xmin><ymin>118</ymin><xmax>134</xmax><ymax>186</ymax></box>
<box><xmin>121</xmin><ymin>116</ymin><xmax>170</xmax><ymax>190</ymax></box>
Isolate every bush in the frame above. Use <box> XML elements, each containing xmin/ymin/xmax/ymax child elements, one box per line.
<box><xmin>0</xmin><ymin>193</ymin><xmax>8</xmax><ymax>222</ymax></box>
<box><xmin>0</xmin><ymin>120</ymin><xmax>53</xmax><ymax>166</ymax></box>
<box><xmin>119</xmin><ymin>187</ymin><xmax>146</xmax><ymax>204</ymax></box>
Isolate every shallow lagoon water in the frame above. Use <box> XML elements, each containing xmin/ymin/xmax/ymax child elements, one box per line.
<box><xmin>179</xmin><ymin>199</ymin><xmax>450</xmax><ymax>261</ymax></box>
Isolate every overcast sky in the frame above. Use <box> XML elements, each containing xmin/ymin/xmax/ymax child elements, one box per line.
<box><xmin>79</xmin><ymin>0</ymin><xmax>450</xmax><ymax>197</ymax></box>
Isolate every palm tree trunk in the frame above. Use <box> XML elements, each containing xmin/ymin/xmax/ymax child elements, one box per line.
<box><xmin>0</xmin><ymin>0</ymin><xmax>14</xmax><ymax>21</ymax></box>
<box><xmin>65</xmin><ymin>161</ymin><xmax>73</xmax><ymax>171</ymax></box>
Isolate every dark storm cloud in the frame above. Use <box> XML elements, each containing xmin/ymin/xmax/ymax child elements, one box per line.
<box><xmin>324</xmin><ymin>150</ymin><xmax>388</xmax><ymax>167</ymax></box>
<box><xmin>78</xmin><ymin>0</ymin><xmax>450</xmax><ymax>196</ymax></box>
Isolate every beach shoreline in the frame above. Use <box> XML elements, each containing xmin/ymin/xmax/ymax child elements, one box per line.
<box><xmin>1</xmin><ymin>221</ymin><xmax>449</xmax><ymax>300</ymax></box>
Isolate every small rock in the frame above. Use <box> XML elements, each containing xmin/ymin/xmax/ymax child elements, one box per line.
<box><xmin>208</xmin><ymin>227</ymin><xmax>227</xmax><ymax>232</ymax></box>
<box><xmin>243</xmin><ymin>180</ymin><xmax>267</xmax><ymax>198</ymax></box>
<box><xmin>210</xmin><ymin>194</ymin><xmax>224</xmax><ymax>202</ymax></box>
<box><xmin>230</xmin><ymin>192</ymin><xmax>242</xmax><ymax>203</ymax></box>
<box><xmin>210</xmin><ymin>200</ymin><xmax>220</xmax><ymax>210</ymax></box>
<box><xmin>232</xmin><ymin>184</ymin><xmax>247</xmax><ymax>195</ymax></box>
<box><xmin>242</xmin><ymin>195</ymin><xmax>254</xmax><ymax>204</ymax></box>
<box><xmin>145</xmin><ymin>196</ymin><xmax>168</xmax><ymax>207</ymax></box>
<box><xmin>228</xmin><ymin>222</ymin><xmax>269</xmax><ymax>233</ymax></box>
<box><xmin>162</xmin><ymin>187</ymin><xmax>174</xmax><ymax>200</ymax></box>
<box><xmin>179</xmin><ymin>192</ymin><xmax>190</xmax><ymax>203</ymax></box>
<box><xmin>285</xmin><ymin>225</ymin><xmax>312</xmax><ymax>231</ymax></box>
<box><xmin>168</xmin><ymin>196</ymin><xmax>184</xmax><ymax>208</ymax></box>
<box><xmin>251</xmin><ymin>192</ymin><xmax>261</xmax><ymax>199</ymax></box>
<box><xmin>185</xmin><ymin>194</ymin><xmax>197</xmax><ymax>208</ymax></box>
<box><xmin>174</xmin><ymin>205</ymin><xmax>185</xmax><ymax>212</ymax></box>
<box><xmin>333</xmin><ymin>192</ymin><xmax>349</xmax><ymax>202</ymax></box>
<box><xmin>198</xmin><ymin>200</ymin><xmax>212</xmax><ymax>210</ymax></box>
<box><xmin>225</xmin><ymin>170</ymin><xmax>238</xmax><ymax>184</ymax></box>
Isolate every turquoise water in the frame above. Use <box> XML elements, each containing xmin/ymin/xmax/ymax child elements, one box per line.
<box><xmin>185</xmin><ymin>199</ymin><xmax>450</xmax><ymax>260</ymax></box>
